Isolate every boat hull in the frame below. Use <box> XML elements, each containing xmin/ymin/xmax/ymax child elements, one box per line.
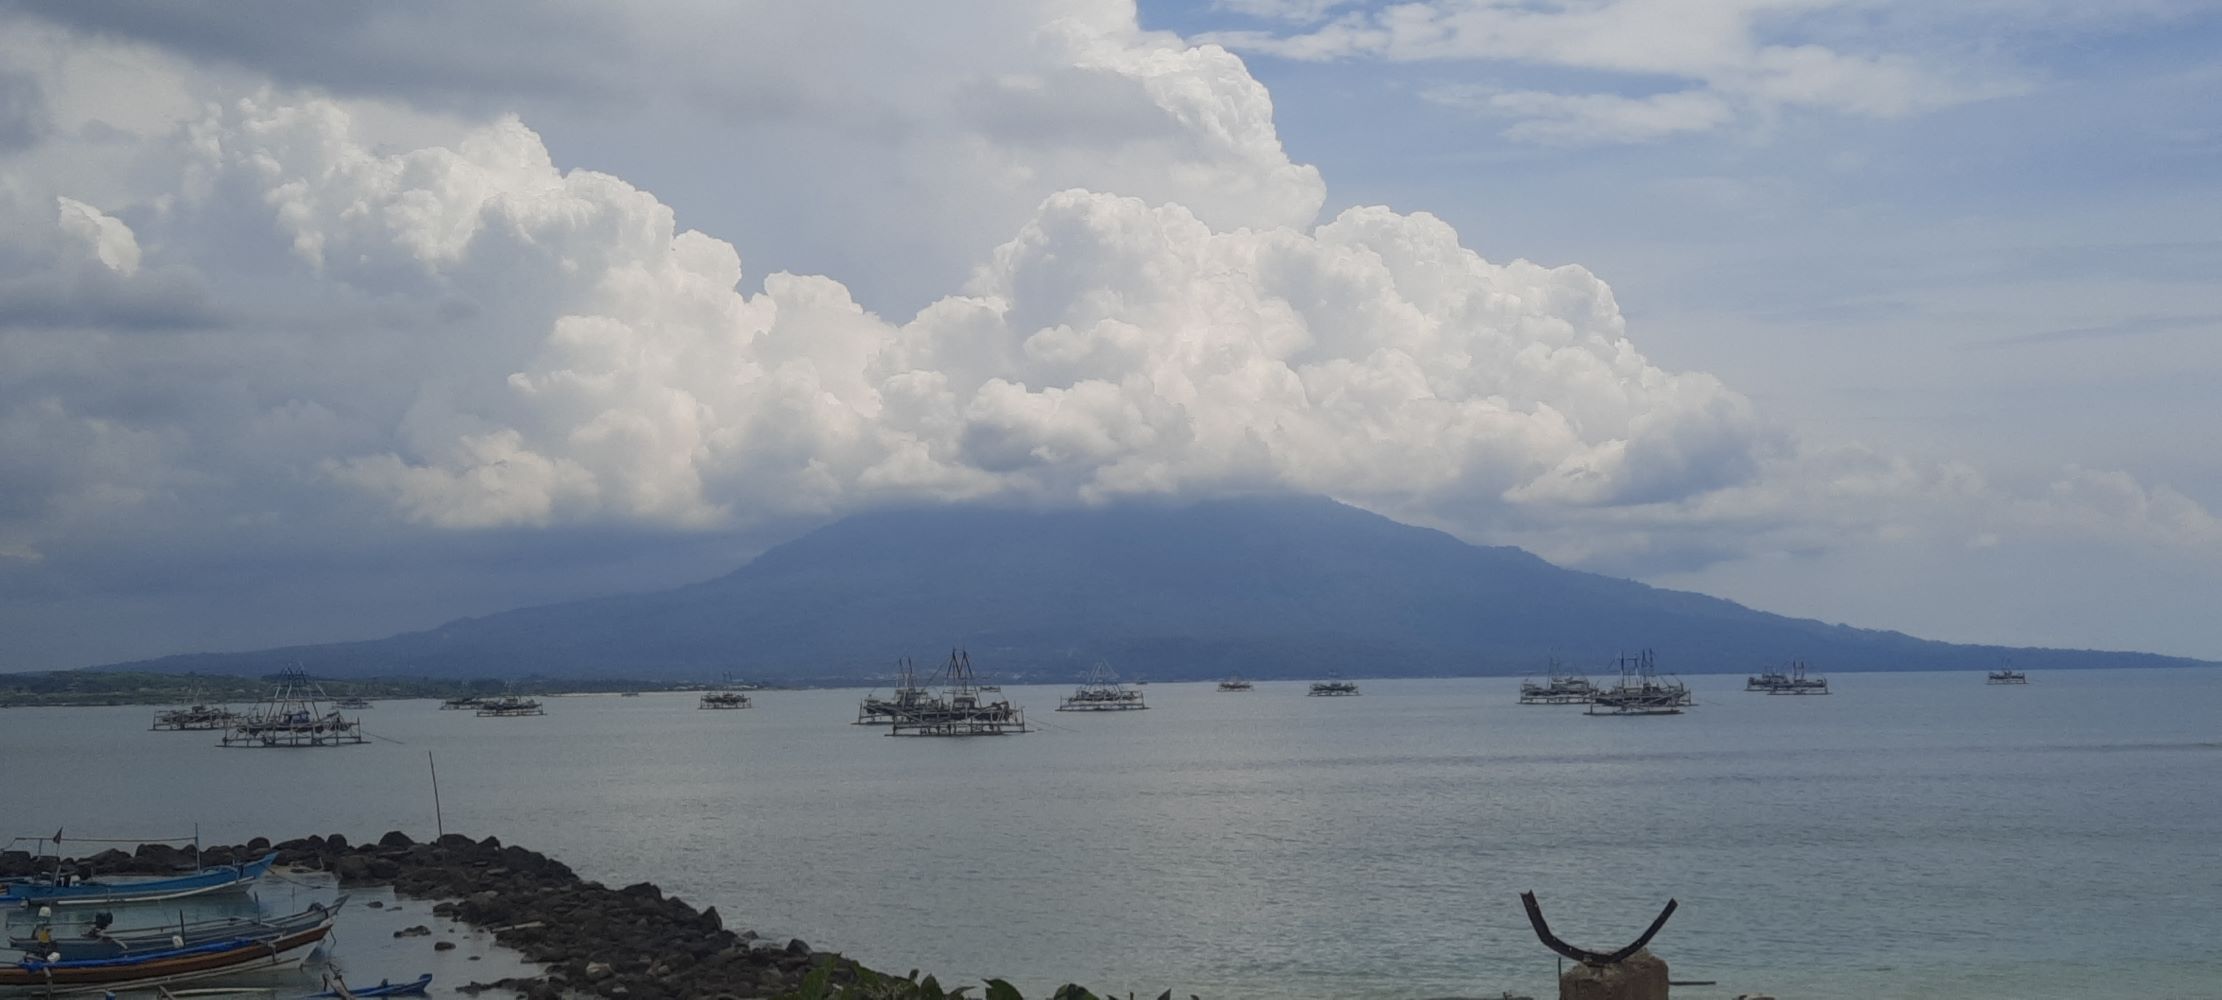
<box><xmin>0</xmin><ymin>920</ymin><xmax>330</xmax><ymax>995</ymax></box>
<box><xmin>1</xmin><ymin>853</ymin><xmax>277</xmax><ymax>908</ymax></box>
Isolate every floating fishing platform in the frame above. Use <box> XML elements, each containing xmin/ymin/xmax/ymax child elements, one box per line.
<box><xmin>698</xmin><ymin>675</ymin><xmax>753</xmax><ymax>710</ymax></box>
<box><xmin>884</xmin><ymin>650</ymin><xmax>1032</xmax><ymax>736</ymax></box>
<box><xmin>218</xmin><ymin>669</ymin><xmax>368</xmax><ymax>747</ymax></box>
<box><xmin>1057</xmin><ymin>662</ymin><xmax>1148</xmax><ymax>711</ymax></box>
<box><xmin>1987</xmin><ymin>668</ymin><xmax>2028</xmax><ymax>685</ymax></box>
<box><xmin>1586</xmin><ymin>650</ymin><xmax>1692</xmax><ymax>717</ymax></box>
<box><xmin>1747</xmin><ymin>660</ymin><xmax>1830</xmax><ymax>695</ymax></box>
<box><xmin>150</xmin><ymin>691</ymin><xmax>236</xmax><ymax>731</ymax></box>
<box><xmin>1518</xmin><ymin>661</ymin><xmax>1597</xmax><ymax>704</ymax></box>
<box><xmin>1308</xmin><ymin>680</ymin><xmax>1360</xmax><ymax>696</ymax></box>
<box><xmin>475</xmin><ymin>694</ymin><xmax>545</xmax><ymax>717</ymax></box>
<box><xmin>856</xmin><ymin>657</ymin><xmax>935</xmax><ymax>725</ymax></box>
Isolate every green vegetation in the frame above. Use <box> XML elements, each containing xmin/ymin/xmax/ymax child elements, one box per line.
<box><xmin>0</xmin><ymin>670</ymin><xmax>705</xmax><ymax>708</ymax></box>
<box><xmin>782</xmin><ymin>957</ymin><xmax>1196</xmax><ymax>1000</ymax></box>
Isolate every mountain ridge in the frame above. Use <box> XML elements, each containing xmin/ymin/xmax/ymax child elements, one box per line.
<box><xmin>97</xmin><ymin>495</ymin><xmax>2213</xmax><ymax>680</ymax></box>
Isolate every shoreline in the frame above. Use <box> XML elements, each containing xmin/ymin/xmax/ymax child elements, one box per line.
<box><xmin>0</xmin><ymin>834</ymin><xmax>1113</xmax><ymax>1000</ymax></box>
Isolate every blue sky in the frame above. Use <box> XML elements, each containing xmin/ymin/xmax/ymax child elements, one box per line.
<box><xmin>0</xmin><ymin>1</ymin><xmax>2216</xmax><ymax>667</ymax></box>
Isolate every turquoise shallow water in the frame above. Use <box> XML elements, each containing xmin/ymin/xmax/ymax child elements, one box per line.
<box><xmin>4</xmin><ymin>668</ymin><xmax>2219</xmax><ymax>999</ymax></box>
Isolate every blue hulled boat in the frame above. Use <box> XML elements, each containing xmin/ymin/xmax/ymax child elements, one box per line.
<box><xmin>1</xmin><ymin>852</ymin><xmax>278</xmax><ymax>908</ymax></box>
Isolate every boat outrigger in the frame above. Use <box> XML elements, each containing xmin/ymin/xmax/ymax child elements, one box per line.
<box><xmin>1</xmin><ymin>853</ymin><xmax>278</xmax><ymax>909</ymax></box>
<box><xmin>1056</xmin><ymin>663</ymin><xmax>1147</xmax><ymax>712</ymax></box>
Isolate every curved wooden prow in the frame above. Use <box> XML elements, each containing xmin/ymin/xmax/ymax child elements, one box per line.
<box><xmin>1520</xmin><ymin>891</ymin><xmax>1677</xmax><ymax>966</ymax></box>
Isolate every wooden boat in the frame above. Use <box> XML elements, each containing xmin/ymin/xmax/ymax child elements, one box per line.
<box><xmin>2</xmin><ymin>853</ymin><xmax>277</xmax><ymax>908</ymax></box>
<box><xmin>1987</xmin><ymin>668</ymin><xmax>2028</xmax><ymax>685</ymax></box>
<box><xmin>1217</xmin><ymin>675</ymin><xmax>1253</xmax><ymax>691</ymax></box>
<box><xmin>7</xmin><ymin>898</ymin><xmax>340</xmax><ymax>961</ymax></box>
<box><xmin>1307</xmin><ymin>680</ymin><xmax>1360</xmax><ymax>696</ymax></box>
<box><xmin>437</xmin><ymin>695</ymin><xmax>481</xmax><ymax>710</ymax></box>
<box><xmin>697</xmin><ymin>690</ymin><xmax>751</xmax><ymax>710</ymax></box>
<box><xmin>302</xmin><ymin>972</ymin><xmax>433</xmax><ymax>998</ymax></box>
<box><xmin>0</xmin><ymin>915</ymin><xmax>331</xmax><ymax>995</ymax></box>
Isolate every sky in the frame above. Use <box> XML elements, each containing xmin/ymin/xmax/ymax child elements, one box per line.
<box><xmin>0</xmin><ymin>0</ymin><xmax>2216</xmax><ymax>671</ymax></box>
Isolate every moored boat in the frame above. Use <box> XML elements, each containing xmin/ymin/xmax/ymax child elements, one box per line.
<box><xmin>1</xmin><ymin>853</ymin><xmax>278</xmax><ymax>909</ymax></box>
<box><xmin>1217</xmin><ymin>675</ymin><xmax>1253</xmax><ymax>691</ymax></box>
<box><xmin>1308</xmin><ymin>680</ymin><xmax>1360</xmax><ymax>696</ymax></box>
<box><xmin>0</xmin><ymin>915</ymin><xmax>332</xmax><ymax>995</ymax></box>
<box><xmin>7</xmin><ymin>897</ymin><xmax>341</xmax><ymax>961</ymax></box>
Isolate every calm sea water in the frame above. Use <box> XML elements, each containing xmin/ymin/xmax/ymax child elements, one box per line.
<box><xmin>4</xmin><ymin>669</ymin><xmax>2219</xmax><ymax>999</ymax></box>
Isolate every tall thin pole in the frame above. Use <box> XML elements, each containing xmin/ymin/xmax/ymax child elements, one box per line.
<box><xmin>428</xmin><ymin>751</ymin><xmax>444</xmax><ymax>838</ymax></box>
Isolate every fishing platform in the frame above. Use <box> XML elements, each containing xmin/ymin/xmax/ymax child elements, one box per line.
<box><xmin>218</xmin><ymin>670</ymin><xmax>368</xmax><ymax>747</ymax></box>
<box><xmin>855</xmin><ymin>657</ymin><xmax>935</xmax><ymax>725</ymax></box>
<box><xmin>475</xmin><ymin>694</ymin><xmax>545</xmax><ymax>717</ymax></box>
<box><xmin>1586</xmin><ymin>650</ymin><xmax>1693</xmax><ymax>717</ymax></box>
<box><xmin>150</xmin><ymin>691</ymin><xmax>236</xmax><ymax>731</ymax></box>
<box><xmin>884</xmin><ymin>650</ymin><xmax>1032</xmax><ymax>736</ymax></box>
<box><xmin>1518</xmin><ymin>661</ymin><xmax>1597</xmax><ymax>704</ymax></box>
<box><xmin>1746</xmin><ymin>660</ymin><xmax>1830</xmax><ymax>695</ymax></box>
<box><xmin>1057</xmin><ymin>662</ymin><xmax>1148</xmax><ymax>711</ymax></box>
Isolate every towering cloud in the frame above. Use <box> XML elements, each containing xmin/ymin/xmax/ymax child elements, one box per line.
<box><xmin>0</xmin><ymin>1</ymin><xmax>2214</xmax><ymax>668</ymax></box>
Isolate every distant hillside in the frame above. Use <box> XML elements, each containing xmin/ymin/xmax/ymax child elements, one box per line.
<box><xmin>101</xmin><ymin>496</ymin><xmax>2212</xmax><ymax>681</ymax></box>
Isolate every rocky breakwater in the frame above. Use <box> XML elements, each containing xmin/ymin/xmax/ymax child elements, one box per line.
<box><xmin>3</xmin><ymin>833</ymin><xmax>840</xmax><ymax>1000</ymax></box>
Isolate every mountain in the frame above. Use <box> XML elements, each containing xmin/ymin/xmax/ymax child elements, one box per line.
<box><xmin>102</xmin><ymin>496</ymin><xmax>2211</xmax><ymax>681</ymax></box>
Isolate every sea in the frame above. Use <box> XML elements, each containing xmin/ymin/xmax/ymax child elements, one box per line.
<box><xmin>4</xmin><ymin>668</ymin><xmax>2219</xmax><ymax>1000</ymax></box>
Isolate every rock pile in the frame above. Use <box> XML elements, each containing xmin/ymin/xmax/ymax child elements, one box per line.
<box><xmin>7</xmin><ymin>833</ymin><xmax>857</xmax><ymax>1000</ymax></box>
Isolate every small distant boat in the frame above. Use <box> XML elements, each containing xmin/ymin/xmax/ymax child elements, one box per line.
<box><xmin>1987</xmin><ymin>668</ymin><xmax>2028</xmax><ymax>685</ymax></box>
<box><xmin>1</xmin><ymin>853</ymin><xmax>279</xmax><ymax>909</ymax></box>
<box><xmin>1307</xmin><ymin>680</ymin><xmax>1360</xmax><ymax>697</ymax></box>
<box><xmin>619</xmin><ymin>691</ymin><xmax>641</xmax><ymax>698</ymax></box>
<box><xmin>0</xmin><ymin>913</ymin><xmax>334</xmax><ymax>993</ymax></box>
<box><xmin>7</xmin><ymin>897</ymin><xmax>342</xmax><ymax>961</ymax></box>
<box><xmin>333</xmin><ymin>696</ymin><xmax>372</xmax><ymax>709</ymax></box>
<box><xmin>1217</xmin><ymin>675</ymin><xmax>1253</xmax><ymax>692</ymax></box>
<box><xmin>438</xmin><ymin>695</ymin><xmax>482</xmax><ymax>710</ymax></box>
